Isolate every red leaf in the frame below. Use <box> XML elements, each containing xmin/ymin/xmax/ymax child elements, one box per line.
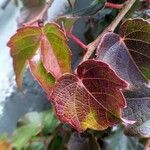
<box><xmin>96</xmin><ymin>32</ymin><xmax>147</xmax><ymax>88</ymax></box>
<box><xmin>51</xmin><ymin>60</ymin><xmax>128</xmax><ymax>132</ymax></box>
<box><xmin>97</xmin><ymin>19</ymin><xmax>150</xmax><ymax>89</ymax></box>
<box><xmin>42</xmin><ymin>23</ymin><xmax>71</xmax><ymax>77</ymax></box>
<box><xmin>40</xmin><ymin>36</ymin><xmax>62</xmax><ymax>78</ymax></box>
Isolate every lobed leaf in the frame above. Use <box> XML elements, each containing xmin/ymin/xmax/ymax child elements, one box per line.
<box><xmin>51</xmin><ymin>60</ymin><xmax>128</xmax><ymax>132</ymax></box>
<box><xmin>7</xmin><ymin>23</ymin><xmax>72</xmax><ymax>90</ymax></box>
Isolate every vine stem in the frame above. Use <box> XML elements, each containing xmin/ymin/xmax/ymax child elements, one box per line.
<box><xmin>66</xmin><ymin>32</ymin><xmax>88</xmax><ymax>50</ymax></box>
<box><xmin>81</xmin><ymin>0</ymin><xmax>136</xmax><ymax>62</ymax></box>
<box><xmin>23</xmin><ymin>0</ymin><xmax>54</xmax><ymax>26</ymax></box>
<box><xmin>105</xmin><ymin>2</ymin><xmax>124</xmax><ymax>9</ymax></box>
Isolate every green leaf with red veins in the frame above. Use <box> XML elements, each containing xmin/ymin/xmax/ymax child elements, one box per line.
<box><xmin>7</xmin><ymin>27</ymin><xmax>41</xmax><ymax>89</ymax></box>
<box><xmin>51</xmin><ymin>60</ymin><xmax>128</xmax><ymax>132</ymax></box>
<box><xmin>42</xmin><ymin>23</ymin><xmax>71</xmax><ymax>78</ymax></box>
<box><xmin>29</xmin><ymin>60</ymin><xmax>55</xmax><ymax>93</ymax></box>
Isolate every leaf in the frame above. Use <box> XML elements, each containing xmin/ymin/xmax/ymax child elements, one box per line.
<box><xmin>18</xmin><ymin>110</ymin><xmax>59</xmax><ymax>133</ymax></box>
<box><xmin>104</xmin><ymin>126</ymin><xmax>142</xmax><ymax>150</ymax></box>
<box><xmin>7</xmin><ymin>27</ymin><xmax>42</xmax><ymax>89</ymax></box>
<box><xmin>123</xmin><ymin>97</ymin><xmax>150</xmax><ymax>137</ymax></box>
<box><xmin>72</xmin><ymin>0</ymin><xmax>106</xmax><ymax>16</ymax></box>
<box><xmin>57</xmin><ymin>16</ymin><xmax>78</xmax><ymax>32</ymax></box>
<box><xmin>119</xmin><ymin>19</ymin><xmax>150</xmax><ymax>80</ymax></box>
<box><xmin>12</xmin><ymin>110</ymin><xmax>59</xmax><ymax>149</ymax></box>
<box><xmin>7</xmin><ymin>23</ymin><xmax>71</xmax><ymax>89</ymax></box>
<box><xmin>12</xmin><ymin>124</ymin><xmax>41</xmax><ymax>149</ymax></box>
<box><xmin>96</xmin><ymin>32</ymin><xmax>147</xmax><ymax>88</ymax></box>
<box><xmin>29</xmin><ymin>60</ymin><xmax>55</xmax><ymax>93</ymax></box>
<box><xmin>42</xmin><ymin>23</ymin><xmax>71</xmax><ymax>77</ymax></box>
<box><xmin>51</xmin><ymin>60</ymin><xmax>128</xmax><ymax>132</ymax></box>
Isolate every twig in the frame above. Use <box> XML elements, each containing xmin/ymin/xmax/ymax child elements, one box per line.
<box><xmin>82</xmin><ymin>0</ymin><xmax>136</xmax><ymax>62</ymax></box>
<box><xmin>23</xmin><ymin>0</ymin><xmax>54</xmax><ymax>26</ymax></box>
<box><xmin>67</xmin><ymin>32</ymin><xmax>88</xmax><ymax>50</ymax></box>
<box><xmin>105</xmin><ymin>2</ymin><xmax>124</xmax><ymax>9</ymax></box>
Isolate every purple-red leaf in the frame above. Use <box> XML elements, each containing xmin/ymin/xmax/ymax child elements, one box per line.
<box><xmin>96</xmin><ymin>19</ymin><xmax>150</xmax><ymax>88</ymax></box>
<box><xmin>51</xmin><ymin>60</ymin><xmax>128</xmax><ymax>132</ymax></box>
<box><xmin>96</xmin><ymin>32</ymin><xmax>147</xmax><ymax>88</ymax></box>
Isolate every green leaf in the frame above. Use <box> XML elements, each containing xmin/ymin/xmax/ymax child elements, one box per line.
<box><xmin>12</xmin><ymin>124</ymin><xmax>41</xmax><ymax>149</ymax></box>
<box><xmin>29</xmin><ymin>60</ymin><xmax>55</xmax><ymax>93</ymax></box>
<box><xmin>7</xmin><ymin>23</ymin><xmax>72</xmax><ymax>90</ymax></box>
<box><xmin>7</xmin><ymin>27</ymin><xmax>41</xmax><ymax>89</ymax></box>
<box><xmin>18</xmin><ymin>110</ymin><xmax>59</xmax><ymax>133</ymax></box>
<box><xmin>12</xmin><ymin>110</ymin><xmax>59</xmax><ymax>149</ymax></box>
<box><xmin>57</xmin><ymin>16</ymin><xmax>78</xmax><ymax>32</ymax></box>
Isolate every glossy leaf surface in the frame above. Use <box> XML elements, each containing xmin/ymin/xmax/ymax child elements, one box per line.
<box><xmin>51</xmin><ymin>60</ymin><xmax>128</xmax><ymax>132</ymax></box>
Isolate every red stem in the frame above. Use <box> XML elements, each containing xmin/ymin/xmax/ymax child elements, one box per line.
<box><xmin>67</xmin><ymin>32</ymin><xmax>88</xmax><ymax>50</ymax></box>
<box><xmin>105</xmin><ymin>2</ymin><xmax>124</xmax><ymax>9</ymax></box>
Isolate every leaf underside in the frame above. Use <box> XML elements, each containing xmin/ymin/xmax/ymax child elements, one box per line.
<box><xmin>51</xmin><ymin>60</ymin><xmax>127</xmax><ymax>132</ymax></box>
